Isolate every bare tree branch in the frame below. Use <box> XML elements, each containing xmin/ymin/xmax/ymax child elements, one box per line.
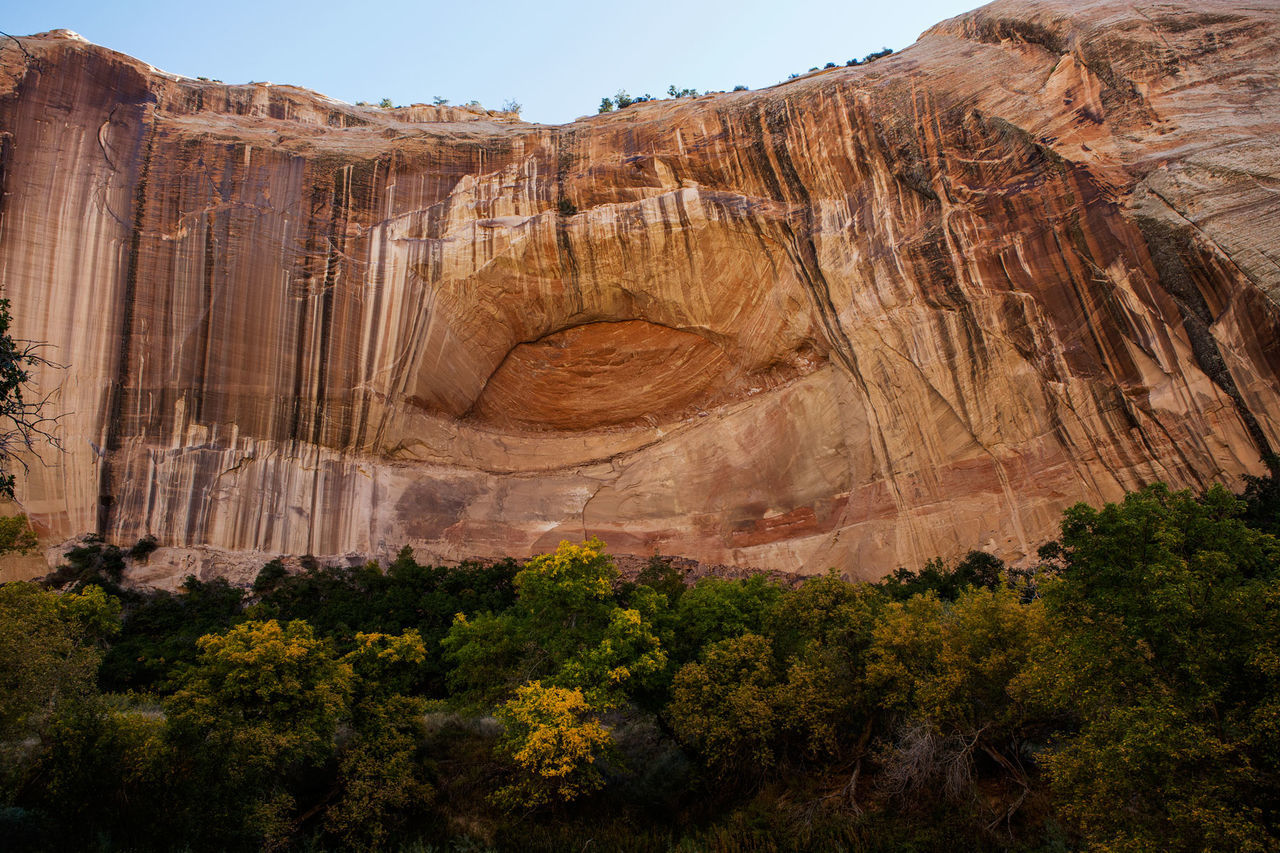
<box><xmin>0</xmin><ymin>298</ymin><xmax>66</xmax><ymax>496</ymax></box>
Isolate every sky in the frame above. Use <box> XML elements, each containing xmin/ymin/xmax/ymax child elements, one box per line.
<box><xmin>4</xmin><ymin>0</ymin><xmax>983</xmax><ymax>125</ymax></box>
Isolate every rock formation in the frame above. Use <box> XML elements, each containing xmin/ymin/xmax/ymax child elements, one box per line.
<box><xmin>1</xmin><ymin>0</ymin><xmax>1278</xmax><ymax>584</ymax></box>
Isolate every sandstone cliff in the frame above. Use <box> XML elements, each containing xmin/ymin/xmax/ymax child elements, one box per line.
<box><xmin>1</xmin><ymin>0</ymin><xmax>1278</xmax><ymax>583</ymax></box>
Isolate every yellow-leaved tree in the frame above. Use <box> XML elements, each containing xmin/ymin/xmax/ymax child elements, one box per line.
<box><xmin>444</xmin><ymin>539</ymin><xmax>667</xmax><ymax>809</ymax></box>
<box><xmin>492</xmin><ymin>680</ymin><xmax>612</xmax><ymax>810</ymax></box>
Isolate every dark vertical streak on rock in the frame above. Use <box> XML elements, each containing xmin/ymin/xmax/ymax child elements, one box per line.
<box><xmin>353</xmin><ymin>156</ymin><xmax>388</xmax><ymax>453</ymax></box>
<box><xmin>97</xmin><ymin>106</ymin><xmax>155</xmax><ymax>537</ymax></box>
<box><xmin>313</xmin><ymin>167</ymin><xmax>344</xmax><ymax>449</ymax></box>
<box><xmin>1138</xmin><ymin>216</ymin><xmax>1275</xmax><ymax>464</ymax></box>
<box><xmin>0</xmin><ymin>134</ymin><xmax>10</xmax><ymax>227</ymax></box>
<box><xmin>194</xmin><ymin>208</ymin><xmax>216</xmax><ymax>422</ymax></box>
<box><xmin>755</xmin><ymin>102</ymin><xmax>859</xmax><ymax>377</ymax></box>
<box><xmin>553</xmin><ymin>130</ymin><xmax>583</xmax><ymax>313</ymax></box>
<box><xmin>287</xmin><ymin>287</ymin><xmax>309</xmax><ymax>447</ymax></box>
<box><xmin>305</xmin><ymin>166</ymin><xmax>347</xmax><ymax>554</ymax></box>
<box><xmin>289</xmin><ymin>178</ymin><xmax>327</xmax><ymax>445</ymax></box>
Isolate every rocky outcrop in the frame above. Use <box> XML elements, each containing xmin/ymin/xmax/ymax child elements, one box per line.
<box><xmin>1</xmin><ymin>0</ymin><xmax>1278</xmax><ymax>583</ymax></box>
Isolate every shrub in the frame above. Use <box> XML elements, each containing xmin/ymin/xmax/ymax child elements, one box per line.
<box><xmin>44</xmin><ymin>537</ymin><xmax>127</xmax><ymax>588</ymax></box>
<box><xmin>0</xmin><ymin>514</ymin><xmax>36</xmax><ymax>554</ymax></box>
<box><xmin>1240</xmin><ymin>466</ymin><xmax>1280</xmax><ymax>534</ymax></box>
<box><xmin>609</xmin><ymin>90</ymin><xmax>654</xmax><ymax>110</ymax></box>
<box><xmin>127</xmin><ymin>534</ymin><xmax>158</xmax><ymax>561</ymax></box>
<box><xmin>252</xmin><ymin>558</ymin><xmax>288</xmax><ymax>595</ymax></box>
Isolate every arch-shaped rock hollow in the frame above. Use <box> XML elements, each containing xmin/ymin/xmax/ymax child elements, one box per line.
<box><xmin>469</xmin><ymin>320</ymin><xmax>735</xmax><ymax>430</ymax></box>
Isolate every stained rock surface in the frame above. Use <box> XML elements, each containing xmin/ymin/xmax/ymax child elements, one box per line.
<box><xmin>1</xmin><ymin>0</ymin><xmax>1279</xmax><ymax>583</ymax></box>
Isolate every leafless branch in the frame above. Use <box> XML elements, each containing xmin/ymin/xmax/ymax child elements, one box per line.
<box><xmin>0</xmin><ymin>336</ymin><xmax>67</xmax><ymax>487</ymax></box>
<box><xmin>0</xmin><ymin>31</ymin><xmax>37</xmax><ymax>66</ymax></box>
<box><xmin>878</xmin><ymin>719</ymin><xmax>986</xmax><ymax>803</ymax></box>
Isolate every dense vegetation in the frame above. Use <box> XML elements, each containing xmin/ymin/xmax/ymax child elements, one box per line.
<box><xmin>0</xmin><ymin>478</ymin><xmax>1277</xmax><ymax>851</ymax></box>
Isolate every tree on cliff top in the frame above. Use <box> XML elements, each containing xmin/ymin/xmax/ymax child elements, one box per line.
<box><xmin>0</xmin><ymin>297</ymin><xmax>59</xmax><ymax>498</ymax></box>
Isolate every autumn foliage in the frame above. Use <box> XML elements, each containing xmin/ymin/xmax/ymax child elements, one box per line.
<box><xmin>0</xmin><ymin>482</ymin><xmax>1277</xmax><ymax>851</ymax></box>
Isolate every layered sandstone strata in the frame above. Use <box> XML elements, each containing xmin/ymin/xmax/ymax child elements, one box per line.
<box><xmin>1</xmin><ymin>0</ymin><xmax>1278</xmax><ymax>583</ymax></box>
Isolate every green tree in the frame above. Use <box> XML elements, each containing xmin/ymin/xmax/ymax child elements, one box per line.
<box><xmin>0</xmin><ymin>513</ymin><xmax>37</xmax><ymax>554</ymax></box>
<box><xmin>875</xmin><ymin>550</ymin><xmax>1005</xmax><ymax>602</ymax></box>
<box><xmin>667</xmin><ymin>634</ymin><xmax>781</xmax><ymax>779</ymax></box>
<box><xmin>1023</xmin><ymin>484</ymin><xmax>1280</xmax><ymax>851</ymax></box>
<box><xmin>671</xmin><ymin>574</ymin><xmax>782</xmax><ymax>663</ymax></box>
<box><xmin>868</xmin><ymin>586</ymin><xmax>1044</xmax><ymax>805</ymax></box>
<box><xmin>0</xmin><ymin>582</ymin><xmax>119</xmax><ymax>794</ymax></box>
<box><xmin>442</xmin><ymin>609</ymin><xmax>526</xmax><ymax>709</ymax></box>
<box><xmin>325</xmin><ymin>694</ymin><xmax>432</xmax><ymax>849</ymax></box>
<box><xmin>667</xmin><ymin>574</ymin><xmax>888</xmax><ymax>784</ymax></box>
<box><xmin>325</xmin><ymin>631</ymin><xmax>433</xmax><ymax>850</ymax></box>
<box><xmin>769</xmin><ymin>571</ymin><xmax>883</xmax><ymax>763</ymax></box>
<box><xmin>444</xmin><ymin>539</ymin><xmax>666</xmax><ymax>708</ymax></box>
<box><xmin>165</xmin><ymin>619</ymin><xmax>352</xmax><ymax>848</ymax></box>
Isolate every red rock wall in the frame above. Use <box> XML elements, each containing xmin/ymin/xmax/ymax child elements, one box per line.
<box><xmin>2</xmin><ymin>0</ymin><xmax>1278</xmax><ymax>582</ymax></box>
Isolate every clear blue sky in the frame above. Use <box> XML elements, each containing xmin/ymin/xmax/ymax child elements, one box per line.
<box><xmin>5</xmin><ymin>0</ymin><xmax>983</xmax><ymax>125</ymax></box>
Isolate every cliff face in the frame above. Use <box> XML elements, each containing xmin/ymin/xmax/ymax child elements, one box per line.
<box><xmin>2</xmin><ymin>0</ymin><xmax>1279</xmax><ymax>583</ymax></box>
